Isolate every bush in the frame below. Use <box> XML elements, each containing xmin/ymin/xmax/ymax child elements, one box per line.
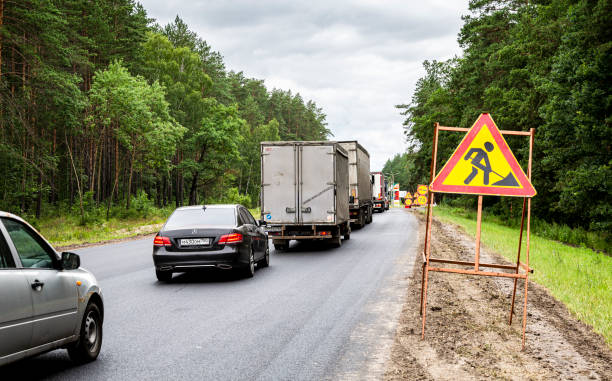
<box><xmin>206</xmin><ymin>187</ymin><xmax>252</xmax><ymax>207</ymax></box>
<box><xmin>131</xmin><ymin>190</ymin><xmax>154</xmax><ymax>218</ymax></box>
<box><xmin>76</xmin><ymin>191</ymin><xmax>104</xmax><ymax>225</ymax></box>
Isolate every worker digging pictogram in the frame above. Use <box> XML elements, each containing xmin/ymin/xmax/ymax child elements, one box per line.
<box><xmin>421</xmin><ymin>113</ymin><xmax>537</xmax><ymax>350</ymax></box>
<box><xmin>463</xmin><ymin>142</ymin><xmax>519</xmax><ymax>186</ymax></box>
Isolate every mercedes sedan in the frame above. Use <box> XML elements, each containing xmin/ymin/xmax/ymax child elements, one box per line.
<box><xmin>0</xmin><ymin>212</ymin><xmax>103</xmax><ymax>367</ymax></box>
<box><xmin>152</xmin><ymin>204</ymin><xmax>269</xmax><ymax>281</ymax></box>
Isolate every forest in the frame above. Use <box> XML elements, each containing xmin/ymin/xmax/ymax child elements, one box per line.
<box><xmin>388</xmin><ymin>0</ymin><xmax>610</xmax><ymax>243</ymax></box>
<box><xmin>0</xmin><ymin>0</ymin><xmax>331</xmax><ymax>222</ymax></box>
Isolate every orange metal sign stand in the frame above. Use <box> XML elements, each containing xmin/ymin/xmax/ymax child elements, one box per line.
<box><xmin>420</xmin><ymin>117</ymin><xmax>535</xmax><ymax>350</ymax></box>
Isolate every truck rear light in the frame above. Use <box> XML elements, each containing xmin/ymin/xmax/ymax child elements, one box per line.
<box><xmin>219</xmin><ymin>233</ymin><xmax>243</xmax><ymax>244</ymax></box>
<box><xmin>319</xmin><ymin>231</ymin><xmax>331</xmax><ymax>236</ymax></box>
<box><xmin>154</xmin><ymin>236</ymin><xmax>171</xmax><ymax>247</ymax></box>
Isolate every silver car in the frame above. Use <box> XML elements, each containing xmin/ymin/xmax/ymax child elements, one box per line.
<box><xmin>0</xmin><ymin>212</ymin><xmax>103</xmax><ymax>367</ymax></box>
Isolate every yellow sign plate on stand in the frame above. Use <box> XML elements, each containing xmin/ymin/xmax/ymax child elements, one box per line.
<box><xmin>430</xmin><ymin>113</ymin><xmax>536</xmax><ymax>197</ymax></box>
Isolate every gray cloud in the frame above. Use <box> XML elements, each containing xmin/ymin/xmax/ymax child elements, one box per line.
<box><xmin>139</xmin><ymin>0</ymin><xmax>469</xmax><ymax>170</ymax></box>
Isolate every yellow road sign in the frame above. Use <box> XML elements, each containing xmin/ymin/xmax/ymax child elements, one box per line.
<box><xmin>404</xmin><ymin>198</ymin><xmax>412</xmax><ymax>206</ymax></box>
<box><xmin>430</xmin><ymin>113</ymin><xmax>536</xmax><ymax>197</ymax></box>
<box><xmin>417</xmin><ymin>195</ymin><xmax>427</xmax><ymax>205</ymax></box>
<box><xmin>417</xmin><ymin>184</ymin><xmax>428</xmax><ymax>195</ymax></box>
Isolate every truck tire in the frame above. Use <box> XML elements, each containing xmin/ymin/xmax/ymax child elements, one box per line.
<box><xmin>366</xmin><ymin>206</ymin><xmax>373</xmax><ymax>224</ymax></box>
<box><xmin>343</xmin><ymin>226</ymin><xmax>351</xmax><ymax>240</ymax></box>
<box><xmin>331</xmin><ymin>235</ymin><xmax>342</xmax><ymax>248</ymax></box>
<box><xmin>357</xmin><ymin>212</ymin><xmax>365</xmax><ymax>228</ymax></box>
<box><xmin>274</xmin><ymin>241</ymin><xmax>289</xmax><ymax>251</ymax></box>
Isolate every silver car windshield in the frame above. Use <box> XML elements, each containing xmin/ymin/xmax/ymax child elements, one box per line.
<box><xmin>164</xmin><ymin>208</ymin><xmax>236</xmax><ymax>229</ymax></box>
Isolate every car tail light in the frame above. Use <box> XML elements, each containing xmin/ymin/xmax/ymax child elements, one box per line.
<box><xmin>219</xmin><ymin>233</ymin><xmax>243</xmax><ymax>244</ymax></box>
<box><xmin>154</xmin><ymin>236</ymin><xmax>171</xmax><ymax>247</ymax></box>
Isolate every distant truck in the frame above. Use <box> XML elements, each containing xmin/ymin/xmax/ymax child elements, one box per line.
<box><xmin>260</xmin><ymin>141</ymin><xmax>350</xmax><ymax>250</ymax></box>
<box><xmin>371</xmin><ymin>171</ymin><xmax>389</xmax><ymax>212</ymax></box>
<box><xmin>338</xmin><ymin>141</ymin><xmax>373</xmax><ymax>228</ymax></box>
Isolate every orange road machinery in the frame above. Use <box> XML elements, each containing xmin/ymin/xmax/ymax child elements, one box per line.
<box><xmin>419</xmin><ymin>113</ymin><xmax>536</xmax><ymax>350</ymax></box>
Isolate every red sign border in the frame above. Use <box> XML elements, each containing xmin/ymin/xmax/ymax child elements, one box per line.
<box><xmin>430</xmin><ymin>113</ymin><xmax>536</xmax><ymax>197</ymax></box>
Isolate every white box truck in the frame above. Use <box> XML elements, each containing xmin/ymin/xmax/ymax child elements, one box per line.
<box><xmin>260</xmin><ymin>141</ymin><xmax>350</xmax><ymax>250</ymax></box>
<box><xmin>371</xmin><ymin>171</ymin><xmax>389</xmax><ymax>212</ymax></box>
<box><xmin>337</xmin><ymin>141</ymin><xmax>373</xmax><ymax>228</ymax></box>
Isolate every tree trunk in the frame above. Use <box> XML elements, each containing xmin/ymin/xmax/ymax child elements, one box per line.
<box><xmin>66</xmin><ymin>135</ymin><xmax>85</xmax><ymax>223</ymax></box>
<box><xmin>114</xmin><ymin>137</ymin><xmax>119</xmax><ymax>201</ymax></box>
<box><xmin>245</xmin><ymin>157</ymin><xmax>254</xmax><ymax>197</ymax></box>
<box><xmin>126</xmin><ymin>147</ymin><xmax>136</xmax><ymax>209</ymax></box>
<box><xmin>188</xmin><ymin>146</ymin><xmax>207</xmax><ymax>205</ymax></box>
<box><xmin>35</xmin><ymin>172</ymin><xmax>42</xmax><ymax>219</ymax></box>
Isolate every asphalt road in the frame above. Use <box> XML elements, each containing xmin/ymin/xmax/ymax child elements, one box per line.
<box><xmin>4</xmin><ymin>208</ymin><xmax>418</xmax><ymax>380</ymax></box>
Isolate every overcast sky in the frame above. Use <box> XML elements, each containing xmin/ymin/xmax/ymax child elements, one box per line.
<box><xmin>139</xmin><ymin>0</ymin><xmax>469</xmax><ymax>170</ymax></box>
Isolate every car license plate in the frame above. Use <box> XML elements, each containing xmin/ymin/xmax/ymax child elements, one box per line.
<box><xmin>180</xmin><ymin>238</ymin><xmax>209</xmax><ymax>246</ymax></box>
<box><xmin>265</xmin><ymin>227</ymin><xmax>281</xmax><ymax>232</ymax></box>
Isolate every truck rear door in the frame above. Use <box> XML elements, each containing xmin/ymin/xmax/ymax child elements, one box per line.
<box><xmin>299</xmin><ymin>145</ymin><xmax>336</xmax><ymax>224</ymax></box>
<box><xmin>262</xmin><ymin>145</ymin><xmax>298</xmax><ymax>224</ymax></box>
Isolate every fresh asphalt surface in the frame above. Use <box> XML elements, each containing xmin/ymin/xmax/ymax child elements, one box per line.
<box><xmin>3</xmin><ymin>209</ymin><xmax>418</xmax><ymax>380</ymax></box>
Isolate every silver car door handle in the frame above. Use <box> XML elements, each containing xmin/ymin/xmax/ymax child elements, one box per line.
<box><xmin>31</xmin><ymin>280</ymin><xmax>44</xmax><ymax>291</ymax></box>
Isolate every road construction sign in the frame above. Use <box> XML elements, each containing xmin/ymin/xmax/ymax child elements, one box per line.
<box><xmin>430</xmin><ymin>114</ymin><xmax>536</xmax><ymax>197</ymax></box>
<box><xmin>413</xmin><ymin>192</ymin><xmax>419</xmax><ymax>199</ymax></box>
<box><xmin>417</xmin><ymin>184</ymin><xmax>428</xmax><ymax>195</ymax></box>
<box><xmin>417</xmin><ymin>195</ymin><xmax>427</xmax><ymax>205</ymax></box>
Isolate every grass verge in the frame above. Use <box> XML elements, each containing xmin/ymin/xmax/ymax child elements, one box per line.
<box><xmin>33</xmin><ymin>206</ymin><xmax>263</xmax><ymax>249</ymax></box>
<box><xmin>429</xmin><ymin>204</ymin><xmax>612</xmax><ymax>347</ymax></box>
<box><xmin>34</xmin><ymin>208</ymin><xmax>174</xmax><ymax>249</ymax></box>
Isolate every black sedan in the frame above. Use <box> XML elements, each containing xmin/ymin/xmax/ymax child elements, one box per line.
<box><xmin>152</xmin><ymin>204</ymin><xmax>269</xmax><ymax>281</ymax></box>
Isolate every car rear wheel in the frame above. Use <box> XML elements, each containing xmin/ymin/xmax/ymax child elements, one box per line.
<box><xmin>156</xmin><ymin>269</ymin><xmax>172</xmax><ymax>282</ymax></box>
<box><xmin>242</xmin><ymin>249</ymin><xmax>255</xmax><ymax>278</ymax></box>
<box><xmin>68</xmin><ymin>302</ymin><xmax>103</xmax><ymax>364</ymax></box>
<box><xmin>258</xmin><ymin>246</ymin><xmax>270</xmax><ymax>268</ymax></box>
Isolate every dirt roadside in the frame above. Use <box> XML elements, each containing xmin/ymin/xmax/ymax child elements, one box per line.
<box><xmin>384</xmin><ymin>211</ymin><xmax>612</xmax><ymax>381</ymax></box>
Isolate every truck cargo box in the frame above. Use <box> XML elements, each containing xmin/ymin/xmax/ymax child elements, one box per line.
<box><xmin>260</xmin><ymin>141</ymin><xmax>349</xmax><ymax>226</ymax></box>
<box><xmin>337</xmin><ymin>141</ymin><xmax>373</xmax><ymax>227</ymax></box>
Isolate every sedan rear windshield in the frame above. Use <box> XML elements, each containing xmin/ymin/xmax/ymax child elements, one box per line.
<box><xmin>164</xmin><ymin>208</ymin><xmax>236</xmax><ymax>229</ymax></box>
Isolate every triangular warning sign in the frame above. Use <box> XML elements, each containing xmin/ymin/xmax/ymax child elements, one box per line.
<box><xmin>430</xmin><ymin>113</ymin><xmax>536</xmax><ymax>197</ymax></box>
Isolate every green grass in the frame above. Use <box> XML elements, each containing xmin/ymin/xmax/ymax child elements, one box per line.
<box><xmin>31</xmin><ymin>206</ymin><xmax>263</xmax><ymax>249</ymax></box>
<box><xmin>34</xmin><ymin>209</ymin><xmax>174</xmax><ymax>249</ymax></box>
<box><xmin>429</xmin><ymin>205</ymin><xmax>612</xmax><ymax>347</ymax></box>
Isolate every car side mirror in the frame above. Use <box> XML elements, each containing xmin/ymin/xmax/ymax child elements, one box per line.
<box><xmin>258</xmin><ymin>220</ymin><xmax>267</xmax><ymax>227</ymax></box>
<box><xmin>61</xmin><ymin>252</ymin><xmax>80</xmax><ymax>270</ymax></box>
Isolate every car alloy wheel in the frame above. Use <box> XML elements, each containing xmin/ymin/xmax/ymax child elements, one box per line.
<box><xmin>258</xmin><ymin>246</ymin><xmax>270</xmax><ymax>268</ymax></box>
<box><xmin>242</xmin><ymin>249</ymin><xmax>255</xmax><ymax>278</ymax></box>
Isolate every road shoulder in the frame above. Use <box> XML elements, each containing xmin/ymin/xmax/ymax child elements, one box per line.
<box><xmin>384</xmin><ymin>211</ymin><xmax>612</xmax><ymax>380</ymax></box>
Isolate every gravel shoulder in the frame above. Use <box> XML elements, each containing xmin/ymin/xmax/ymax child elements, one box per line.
<box><xmin>384</xmin><ymin>211</ymin><xmax>612</xmax><ymax>381</ymax></box>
